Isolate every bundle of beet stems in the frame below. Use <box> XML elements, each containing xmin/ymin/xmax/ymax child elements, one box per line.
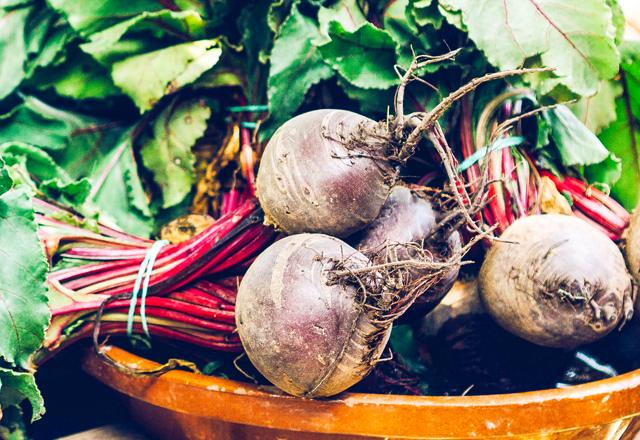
<box><xmin>458</xmin><ymin>92</ymin><xmax>630</xmax><ymax>240</ymax></box>
<box><xmin>35</xmin><ymin>187</ymin><xmax>276</xmax><ymax>366</ymax></box>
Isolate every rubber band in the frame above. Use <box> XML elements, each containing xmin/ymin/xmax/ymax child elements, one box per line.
<box><xmin>126</xmin><ymin>240</ymin><xmax>169</xmax><ymax>343</ymax></box>
<box><xmin>227</xmin><ymin>105</ymin><xmax>268</xmax><ymax>113</ymax></box>
<box><xmin>456</xmin><ymin>136</ymin><xmax>525</xmax><ymax>173</ymax></box>
<box><xmin>240</xmin><ymin>121</ymin><xmax>257</xmax><ymax>129</ymax></box>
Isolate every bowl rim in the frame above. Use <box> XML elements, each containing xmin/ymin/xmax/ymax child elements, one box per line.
<box><xmin>83</xmin><ymin>346</ymin><xmax>640</xmax><ymax>438</ymax></box>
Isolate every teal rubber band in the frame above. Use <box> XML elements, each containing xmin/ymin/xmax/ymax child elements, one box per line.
<box><xmin>228</xmin><ymin>105</ymin><xmax>268</xmax><ymax>113</ymax></box>
<box><xmin>240</xmin><ymin>121</ymin><xmax>257</xmax><ymax>129</ymax></box>
<box><xmin>456</xmin><ymin>136</ymin><xmax>525</xmax><ymax>173</ymax></box>
<box><xmin>139</xmin><ymin>240</ymin><xmax>168</xmax><ymax>338</ymax></box>
<box><xmin>126</xmin><ymin>240</ymin><xmax>169</xmax><ymax>342</ymax></box>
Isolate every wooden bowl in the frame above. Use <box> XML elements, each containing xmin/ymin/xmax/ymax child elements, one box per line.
<box><xmin>83</xmin><ymin>346</ymin><xmax>640</xmax><ymax>439</ymax></box>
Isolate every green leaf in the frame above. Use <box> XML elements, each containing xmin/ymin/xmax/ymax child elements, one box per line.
<box><xmin>570</xmin><ymin>80</ymin><xmax>622</xmax><ymax>134</ymax></box>
<box><xmin>0</xmin><ymin>7</ymin><xmax>30</xmax><ymax>99</ymax></box>
<box><xmin>266</xmin><ymin>5</ymin><xmax>333</xmax><ymax>133</ymax></box>
<box><xmin>547</xmin><ymin>105</ymin><xmax>610</xmax><ymax>167</ymax></box>
<box><xmin>317</xmin><ymin>0</ymin><xmax>367</xmax><ymax>44</ymax></box>
<box><xmin>0</xmin><ymin>368</ymin><xmax>44</xmax><ymax>421</ymax></box>
<box><xmin>319</xmin><ymin>21</ymin><xmax>397</xmax><ymax>89</ymax></box>
<box><xmin>0</xmin><ymin>96</ymin><xmax>97</xmax><ymax>150</ymax></box>
<box><xmin>47</xmin><ymin>0</ymin><xmax>162</xmax><ymax>35</ymax></box>
<box><xmin>0</xmin><ymin>158</ymin><xmax>12</xmax><ymax>195</ymax></box>
<box><xmin>72</xmin><ymin>129</ymin><xmax>154</xmax><ymax>237</ymax></box>
<box><xmin>439</xmin><ymin>0</ymin><xmax>620</xmax><ymax>96</ymax></box>
<box><xmin>141</xmin><ymin>100</ymin><xmax>211</xmax><ymax>208</ymax></box>
<box><xmin>112</xmin><ymin>40</ymin><xmax>222</xmax><ymax>113</ymax></box>
<box><xmin>584</xmin><ymin>152</ymin><xmax>622</xmax><ymax>189</ymax></box>
<box><xmin>28</xmin><ymin>47</ymin><xmax>121</xmax><ymax>100</ymax></box>
<box><xmin>0</xmin><ymin>97</ymin><xmax>154</xmax><ymax>235</ymax></box>
<box><xmin>409</xmin><ymin>0</ymin><xmax>444</xmax><ymax>29</ymax></box>
<box><xmin>80</xmin><ymin>10</ymin><xmax>206</xmax><ymax>65</ymax></box>
<box><xmin>607</xmin><ymin>0</ymin><xmax>625</xmax><ymax>46</ymax></box>
<box><xmin>599</xmin><ymin>102</ymin><xmax>640</xmax><ymax>210</ymax></box>
<box><xmin>0</xmin><ymin>187</ymin><xmax>50</xmax><ymax>369</ymax></box>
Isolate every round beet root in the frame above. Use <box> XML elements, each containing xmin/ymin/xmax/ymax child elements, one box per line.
<box><xmin>256</xmin><ymin>109</ymin><xmax>394</xmax><ymax>237</ymax></box>
<box><xmin>235</xmin><ymin>234</ymin><xmax>391</xmax><ymax>397</ymax></box>
<box><xmin>356</xmin><ymin>185</ymin><xmax>461</xmax><ymax>321</ymax></box>
<box><xmin>479</xmin><ymin>214</ymin><xmax>634</xmax><ymax>349</ymax></box>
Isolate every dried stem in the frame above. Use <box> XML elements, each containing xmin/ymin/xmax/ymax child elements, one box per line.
<box><xmin>401</xmin><ymin>67</ymin><xmax>554</xmax><ymax>160</ymax></box>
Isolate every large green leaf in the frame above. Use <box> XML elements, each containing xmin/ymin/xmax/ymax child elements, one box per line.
<box><xmin>112</xmin><ymin>40</ymin><xmax>222</xmax><ymax>113</ymax></box>
<box><xmin>81</xmin><ymin>10</ymin><xmax>206</xmax><ymax>65</ymax></box>
<box><xmin>0</xmin><ymin>187</ymin><xmax>50</xmax><ymax>369</ymax></box>
<box><xmin>0</xmin><ymin>97</ymin><xmax>154</xmax><ymax>235</ymax></box>
<box><xmin>266</xmin><ymin>5</ymin><xmax>333</xmax><ymax>133</ymax></box>
<box><xmin>439</xmin><ymin>0</ymin><xmax>619</xmax><ymax>96</ymax></box>
<box><xmin>0</xmin><ymin>368</ymin><xmax>44</xmax><ymax>421</ymax></box>
<box><xmin>570</xmin><ymin>79</ymin><xmax>622</xmax><ymax>134</ymax></box>
<box><xmin>141</xmin><ymin>100</ymin><xmax>211</xmax><ymax>208</ymax></box>
<box><xmin>319</xmin><ymin>21</ymin><xmax>397</xmax><ymax>89</ymax></box>
<box><xmin>0</xmin><ymin>7</ymin><xmax>30</xmax><ymax>99</ymax></box>
<box><xmin>47</xmin><ymin>0</ymin><xmax>162</xmax><ymax>35</ymax></box>
<box><xmin>547</xmin><ymin>105</ymin><xmax>610</xmax><ymax>167</ymax></box>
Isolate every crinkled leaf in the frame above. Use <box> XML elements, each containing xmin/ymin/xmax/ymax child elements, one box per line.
<box><xmin>267</xmin><ymin>0</ymin><xmax>295</xmax><ymax>34</ymax></box>
<box><xmin>607</xmin><ymin>0</ymin><xmax>625</xmax><ymax>46</ymax></box>
<box><xmin>0</xmin><ymin>368</ymin><xmax>44</xmax><ymax>421</ymax></box>
<box><xmin>81</xmin><ymin>10</ymin><xmax>206</xmax><ymax>65</ymax></box>
<box><xmin>47</xmin><ymin>0</ymin><xmax>162</xmax><ymax>35</ymax></box>
<box><xmin>141</xmin><ymin>100</ymin><xmax>211</xmax><ymax>208</ymax></box>
<box><xmin>319</xmin><ymin>21</ymin><xmax>397</xmax><ymax>89</ymax></box>
<box><xmin>266</xmin><ymin>5</ymin><xmax>333</xmax><ymax>134</ymax></box>
<box><xmin>547</xmin><ymin>105</ymin><xmax>610</xmax><ymax>167</ymax></box>
<box><xmin>570</xmin><ymin>80</ymin><xmax>622</xmax><ymax>134</ymax></box>
<box><xmin>439</xmin><ymin>0</ymin><xmax>620</xmax><ymax>96</ymax></box>
<box><xmin>317</xmin><ymin>0</ymin><xmax>366</xmax><ymax>44</ymax></box>
<box><xmin>0</xmin><ymin>187</ymin><xmax>50</xmax><ymax>369</ymax></box>
<box><xmin>24</xmin><ymin>21</ymin><xmax>74</xmax><ymax>78</ymax></box>
<box><xmin>384</xmin><ymin>0</ymin><xmax>437</xmax><ymax>68</ymax></box>
<box><xmin>409</xmin><ymin>0</ymin><xmax>444</xmax><ymax>29</ymax></box>
<box><xmin>112</xmin><ymin>40</ymin><xmax>222</xmax><ymax>113</ymax></box>
<box><xmin>0</xmin><ymin>7</ymin><xmax>30</xmax><ymax>99</ymax></box>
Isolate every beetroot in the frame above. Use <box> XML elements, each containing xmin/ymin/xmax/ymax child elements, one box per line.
<box><xmin>356</xmin><ymin>185</ymin><xmax>461</xmax><ymax>320</ymax></box>
<box><xmin>235</xmin><ymin>234</ymin><xmax>391</xmax><ymax>397</ymax></box>
<box><xmin>256</xmin><ymin>109</ymin><xmax>393</xmax><ymax>238</ymax></box>
<box><xmin>479</xmin><ymin>214</ymin><xmax>634</xmax><ymax>348</ymax></box>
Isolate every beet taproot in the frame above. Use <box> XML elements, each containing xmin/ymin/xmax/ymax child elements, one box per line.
<box><xmin>479</xmin><ymin>214</ymin><xmax>634</xmax><ymax>349</ymax></box>
<box><xmin>235</xmin><ymin>234</ymin><xmax>391</xmax><ymax>397</ymax></box>
<box><xmin>356</xmin><ymin>185</ymin><xmax>461</xmax><ymax>320</ymax></box>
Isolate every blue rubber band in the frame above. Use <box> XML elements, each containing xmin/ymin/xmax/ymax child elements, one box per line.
<box><xmin>227</xmin><ymin>105</ymin><xmax>268</xmax><ymax>113</ymax></box>
<box><xmin>126</xmin><ymin>240</ymin><xmax>169</xmax><ymax>342</ymax></box>
<box><xmin>240</xmin><ymin>121</ymin><xmax>257</xmax><ymax>129</ymax></box>
<box><xmin>456</xmin><ymin>136</ymin><xmax>525</xmax><ymax>173</ymax></box>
